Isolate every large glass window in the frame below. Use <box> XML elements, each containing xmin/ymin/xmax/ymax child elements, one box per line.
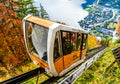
<box><xmin>77</xmin><ymin>33</ymin><xmax>82</xmax><ymax>50</ymax></box>
<box><xmin>61</xmin><ymin>31</ymin><xmax>82</xmax><ymax>55</ymax></box>
<box><xmin>53</xmin><ymin>31</ymin><xmax>62</xmax><ymax>61</ymax></box>
<box><xmin>62</xmin><ymin>31</ymin><xmax>74</xmax><ymax>55</ymax></box>
<box><xmin>53</xmin><ymin>31</ymin><xmax>86</xmax><ymax>61</ymax></box>
<box><xmin>25</xmin><ymin>21</ymin><xmax>48</xmax><ymax>61</ymax></box>
<box><xmin>26</xmin><ymin>22</ymin><xmax>37</xmax><ymax>54</ymax></box>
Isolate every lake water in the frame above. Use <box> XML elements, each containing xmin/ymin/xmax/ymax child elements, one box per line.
<box><xmin>82</xmin><ymin>0</ymin><xmax>96</xmax><ymax>8</ymax></box>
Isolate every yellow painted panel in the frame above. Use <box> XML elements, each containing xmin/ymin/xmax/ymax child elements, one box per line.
<box><xmin>54</xmin><ymin>57</ymin><xmax>64</xmax><ymax>74</ymax></box>
<box><xmin>64</xmin><ymin>50</ymin><xmax>80</xmax><ymax>69</ymax></box>
<box><xmin>81</xmin><ymin>49</ymin><xmax>87</xmax><ymax>59</ymax></box>
<box><xmin>64</xmin><ymin>54</ymin><xmax>72</xmax><ymax>69</ymax></box>
<box><xmin>26</xmin><ymin>16</ymin><xmax>55</xmax><ymax>28</ymax></box>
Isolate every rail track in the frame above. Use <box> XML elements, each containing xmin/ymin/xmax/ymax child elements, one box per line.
<box><xmin>0</xmin><ymin>46</ymin><xmax>108</xmax><ymax>84</ymax></box>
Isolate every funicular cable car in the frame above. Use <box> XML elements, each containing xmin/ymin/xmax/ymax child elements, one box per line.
<box><xmin>23</xmin><ymin>15</ymin><xmax>88</xmax><ymax>76</ymax></box>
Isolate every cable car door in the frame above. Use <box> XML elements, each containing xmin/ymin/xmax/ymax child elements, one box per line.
<box><xmin>61</xmin><ymin>31</ymin><xmax>82</xmax><ymax>69</ymax></box>
<box><xmin>53</xmin><ymin>31</ymin><xmax>87</xmax><ymax>74</ymax></box>
<box><xmin>53</xmin><ymin>31</ymin><xmax>64</xmax><ymax>74</ymax></box>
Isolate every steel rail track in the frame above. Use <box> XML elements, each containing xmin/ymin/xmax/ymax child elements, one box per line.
<box><xmin>0</xmin><ymin>68</ymin><xmax>45</xmax><ymax>84</ymax></box>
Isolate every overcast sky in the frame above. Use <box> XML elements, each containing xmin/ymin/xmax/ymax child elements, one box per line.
<box><xmin>34</xmin><ymin>0</ymin><xmax>88</xmax><ymax>28</ymax></box>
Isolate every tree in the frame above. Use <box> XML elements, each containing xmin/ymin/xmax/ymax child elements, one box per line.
<box><xmin>15</xmin><ymin>0</ymin><xmax>50</xmax><ymax>19</ymax></box>
<box><xmin>0</xmin><ymin>0</ymin><xmax>29</xmax><ymax>74</ymax></box>
<box><xmin>39</xmin><ymin>3</ymin><xmax>49</xmax><ymax>19</ymax></box>
<box><xmin>16</xmin><ymin>0</ymin><xmax>39</xmax><ymax>19</ymax></box>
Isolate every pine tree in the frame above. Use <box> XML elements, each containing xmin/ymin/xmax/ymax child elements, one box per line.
<box><xmin>28</xmin><ymin>3</ymin><xmax>39</xmax><ymax>16</ymax></box>
<box><xmin>16</xmin><ymin>0</ymin><xmax>39</xmax><ymax>19</ymax></box>
<box><xmin>39</xmin><ymin>3</ymin><xmax>49</xmax><ymax>19</ymax></box>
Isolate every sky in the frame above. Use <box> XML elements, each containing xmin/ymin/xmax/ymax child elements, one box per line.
<box><xmin>34</xmin><ymin>0</ymin><xmax>88</xmax><ymax>28</ymax></box>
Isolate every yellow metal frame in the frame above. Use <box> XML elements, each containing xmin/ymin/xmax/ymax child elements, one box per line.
<box><xmin>25</xmin><ymin>16</ymin><xmax>55</xmax><ymax>28</ymax></box>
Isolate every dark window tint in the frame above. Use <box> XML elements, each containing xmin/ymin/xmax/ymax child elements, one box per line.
<box><xmin>61</xmin><ymin>31</ymin><xmax>82</xmax><ymax>55</ymax></box>
<box><xmin>76</xmin><ymin>33</ymin><xmax>82</xmax><ymax>50</ymax></box>
<box><xmin>53</xmin><ymin>31</ymin><xmax>62</xmax><ymax>61</ymax></box>
<box><xmin>81</xmin><ymin>34</ymin><xmax>88</xmax><ymax>50</ymax></box>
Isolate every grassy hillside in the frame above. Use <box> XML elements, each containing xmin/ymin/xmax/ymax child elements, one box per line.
<box><xmin>74</xmin><ymin>43</ymin><xmax>120</xmax><ymax>84</ymax></box>
<box><xmin>0</xmin><ymin>62</ymin><xmax>39</xmax><ymax>82</ymax></box>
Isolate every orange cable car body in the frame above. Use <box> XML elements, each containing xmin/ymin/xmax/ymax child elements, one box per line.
<box><xmin>23</xmin><ymin>15</ymin><xmax>88</xmax><ymax>76</ymax></box>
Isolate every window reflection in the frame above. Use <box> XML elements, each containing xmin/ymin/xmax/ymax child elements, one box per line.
<box><xmin>54</xmin><ymin>31</ymin><xmax>61</xmax><ymax>61</ymax></box>
<box><xmin>53</xmin><ymin>31</ymin><xmax>87</xmax><ymax>61</ymax></box>
<box><xmin>62</xmin><ymin>31</ymin><xmax>82</xmax><ymax>55</ymax></box>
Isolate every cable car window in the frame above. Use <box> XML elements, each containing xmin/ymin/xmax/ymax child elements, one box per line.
<box><xmin>62</xmin><ymin>31</ymin><xmax>80</xmax><ymax>55</ymax></box>
<box><xmin>25</xmin><ymin>21</ymin><xmax>48</xmax><ymax>62</ymax></box>
<box><xmin>53</xmin><ymin>31</ymin><xmax>61</xmax><ymax>61</ymax></box>
<box><xmin>76</xmin><ymin>33</ymin><xmax>82</xmax><ymax>50</ymax></box>
<box><xmin>26</xmin><ymin>22</ymin><xmax>38</xmax><ymax>54</ymax></box>
<box><xmin>82</xmin><ymin>34</ymin><xmax>88</xmax><ymax>50</ymax></box>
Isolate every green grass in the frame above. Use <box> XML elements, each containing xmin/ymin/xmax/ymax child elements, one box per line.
<box><xmin>74</xmin><ymin>43</ymin><xmax>120</xmax><ymax>84</ymax></box>
<box><xmin>22</xmin><ymin>73</ymin><xmax>49</xmax><ymax>84</ymax></box>
<box><xmin>0</xmin><ymin>62</ymin><xmax>39</xmax><ymax>82</ymax></box>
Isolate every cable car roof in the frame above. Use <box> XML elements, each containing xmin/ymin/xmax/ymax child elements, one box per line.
<box><xmin>24</xmin><ymin>15</ymin><xmax>55</xmax><ymax>28</ymax></box>
<box><xmin>23</xmin><ymin>15</ymin><xmax>88</xmax><ymax>34</ymax></box>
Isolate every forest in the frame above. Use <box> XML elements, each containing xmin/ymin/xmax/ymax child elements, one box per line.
<box><xmin>0</xmin><ymin>0</ymin><xmax>49</xmax><ymax>82</ymax></box>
